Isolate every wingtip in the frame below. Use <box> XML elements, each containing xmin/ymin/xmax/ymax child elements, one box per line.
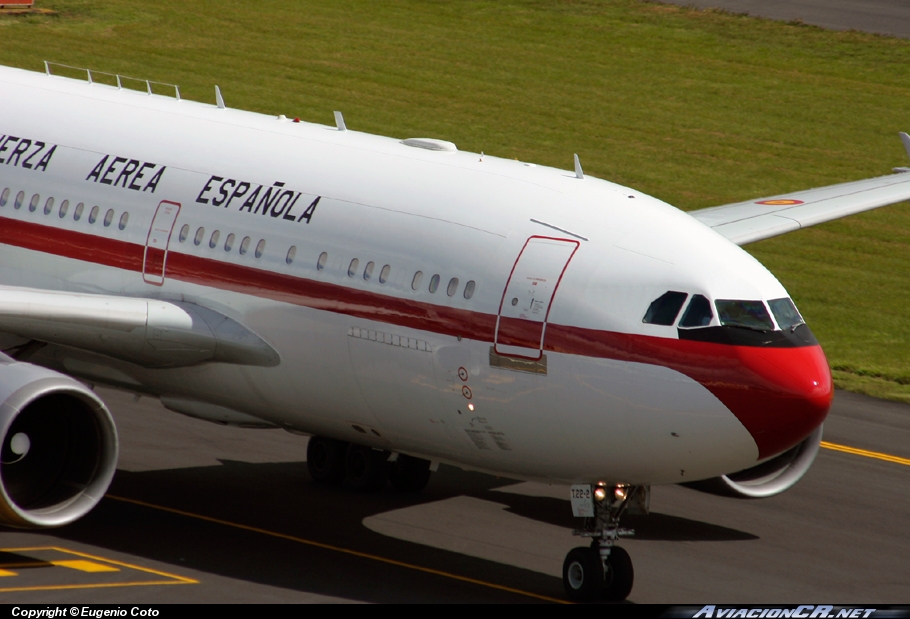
<box><xmin>900</xmin><ymin>131</ymin><xmax>910</xmax><ymax>159</ymax></box>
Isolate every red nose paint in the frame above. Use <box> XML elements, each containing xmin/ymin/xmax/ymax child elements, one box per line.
<box><xmin>705</xmin><ymin>344</ymin><xmax>832</xmax><ymax>459</ymax></box>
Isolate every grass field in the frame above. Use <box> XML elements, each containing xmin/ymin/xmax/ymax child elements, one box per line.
<box><xmin>2</xmin><ymin>0</ymin><xmax>910</xmax><ymax>401</ymax></box>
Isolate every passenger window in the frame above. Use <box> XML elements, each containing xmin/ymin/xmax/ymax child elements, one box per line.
<box><xmin>103</xmin><ymin>209</ymin><xmax>114</xmax><ymax>227</ymax></box>
<box><xmin>224</xmin><ymin>233</ymin><xmax>235</xmax><ymax>252</ymax></box>
<box><xmin>194</xmin><ymin>227</ymin><xmax>205</xmax><ymax>246</ymax></box>
<box><xmin>28</xmin><ymin>194</ymin><xmax>40</xmax><ymax>212</ymax></box>
<box><xmin>286</xmin><ymin>246</ymin><xmax>296</xmax><ymax>265</ymax></box>
<box><xmin>88</xmin><ymin>205</ymin><xmax>99</xmax><ymax>224</ymax></box>
<box><xmin>255</xmin><ymin>239</ymin><xmax>265</xmax><ymax>258</ymax></box>
<box><xmin>239</xmin><ymin>236</ymin><xmax>251</xmax><ymax>255</ymax></box>
<box><xmin>59</xmin><ymin>200</ymin><xmax>70</xmax><ymax>218</ymax></box>
<box><xmin>716</xmin><ymin>300</ymin><xmax>774</xmax><ymax>331</ymax></box>
<box><xmin>118</xmin><ymin>212</ymin><xmax>129</xmax><ymax>230</ymax></box>
<box><xmin>379</xmin><ymin>265</ymin><xmax>391</xmax><ymax>284</ymax></box>
<box><xmin>44</xmin><ymin>197</ymin><xmax>55</xmax><ymax>215</ymax></box>
<box><xmin>447</xmin><ymin>277</ymin><xmax>459</xmax><ymax>297</ymax></box>
<box><xmin>428</xmin><ymin>274</ymin><xmax>440</xmax><ymax>293</ymax></box>
<box><xmin>73</xmin><ymin>202</ymin><xmax>84</xmax><ymax>221</ymax></box>
<box><xmin>0</xmin><ymin>188</ymin><xmax>8</xmax><ymax>206</ymax></box>
<box><xmin>411</xmin><ymin>271</ymin><xmax>423</xmax><ymax>290</ymax></box>
<box><xmin>464</xmin><ymin>280</ymin><xmax>476</xmax><ymax>299</ymax></box>
<box><xmin>643</xmin><ymin>291</ymin><xmax>688</xmax><ymax>326</ymax></box>
<box><xmin>679</xmin><ymin>294</ymin><xmax>713</xmax><ymax>328</ymax></box>
<box><xmin>178</xmin><ymin>224</ymin><xmax>190</xmax><ymax>242</ymax></box>
<box><xmin>317</xmin><ymin>252</ymin><xmax>328</xmax><ymax>270</ymax></box>
<box><xmin>209</xmin><ymin>230</ymin><xmax>220</xmax><ymax>248</ymax></box>
<box><xmin>14</xmin><ymin>191</ymin><xmax>24</xmax><ymax>209</ymax></box>
<box><xmin>348</xmin><ymin>258</ymin><xmax>359</xmax><ymax>277</ymax></box>
<box><xmin>769</xmin><ymin>298</ymin><xmax>805</xmax><ymax>331</ymax></box>
<box><xmin>363</xmin><ymin>261</ymin><xmax>374</xmax><ymax>280</ymax></box>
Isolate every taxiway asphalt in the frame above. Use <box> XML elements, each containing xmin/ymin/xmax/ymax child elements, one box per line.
<box><xmin>658</xmin><ymin>0</ymin><xmax>910</xmax><ymax>38</ymax></box>
<box><xmin>0</xmin><ymin>387</ymin><xmax>907</xmax><ymax>603</ymax></box>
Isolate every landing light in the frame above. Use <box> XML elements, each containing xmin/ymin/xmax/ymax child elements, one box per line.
<box><xmin>593</xmin><ymin>486</ymin><xmax>607</xmax><ymax>502</ymax></box>
<box><xmin>614</xmin><ymin>485</ymin><xmax>628</xmax><ymax>501</ymax></box>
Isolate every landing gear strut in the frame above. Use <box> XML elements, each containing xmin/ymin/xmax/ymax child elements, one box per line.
<box><xmin>562</xmin><ymin>483</ymin><xmax>644</xmax><ymax>602</ymax></box>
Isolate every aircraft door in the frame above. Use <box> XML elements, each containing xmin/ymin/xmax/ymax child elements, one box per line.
<box><xmin>495</xmin><ymin>236</ymin><xmax>579</xmax><ymax>359</ymax></box>
<box><xmin>143</xmin><ymin>200</ymin><xmax>181</xmax><ymax>285</ymax></box>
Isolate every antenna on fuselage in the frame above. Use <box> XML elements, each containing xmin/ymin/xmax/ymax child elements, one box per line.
<box><xmin>334</xmin><ymin>111</ymin><xmax>347</xmax><ymax>131</ymax></box>
<box><xmin>215</xmin><ymin>85</ymin><xmax>226</xmax><ymax>109</ymax></box>
<box><xmin>574</xmin><ymin>153</ymin><xmax>584</xmax><ymax>179</ymax></box>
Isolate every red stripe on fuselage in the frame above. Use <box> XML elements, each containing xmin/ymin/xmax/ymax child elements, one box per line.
<box><xmin>0</xmin><ymin>217</ymin><xmax>831</xmax><ymax>458</ymax></box>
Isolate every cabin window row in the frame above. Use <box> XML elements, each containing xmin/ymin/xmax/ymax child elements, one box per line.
<box><xmin>312</xmin><ymin>250</ymin><xmax>476</xmax><ymax>299</ymax></box>
<box><xmin>0</xmin><ymin>185</ymin><xmax>478</xmax><ymax>301</ymax></box>
<box><xmin>0</xmin><ymin>188</ymin><xmax>129</xmax><ymax>230</ymax></box>
<box><xmin>177</xmin><ymin>224</ymin><xmax>266</xmax><ymax>258</ymax></box>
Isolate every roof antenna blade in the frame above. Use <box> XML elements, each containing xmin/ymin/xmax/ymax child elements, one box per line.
<box><xmin>215</xmin><ymin>85</ymin><xmax>225</xmax><ymax>109</ymax></box>
<box><xmin>334</xmin><ymin>111</ymin><xmax>347</xmax><ymax>131</ymax></box>
<box><xmin>574</xmin><ymin>154</ymin><xmax>584</xmax><ymax>179</ymax></box>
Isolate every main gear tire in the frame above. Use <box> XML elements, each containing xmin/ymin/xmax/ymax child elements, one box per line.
<box><xmin>306</xmin><ymin>436</ymin><xmax>347</xmax><ymax>484</ymax></box>
<box><xmin>345</xmin><ymin>444</ymin><xmax>389</xmax><ymax>491</ymax></box>
<box><xmin>389</xmin><ymin>454</ymin><xmax>432</xmax><ymax>492</ymax></box>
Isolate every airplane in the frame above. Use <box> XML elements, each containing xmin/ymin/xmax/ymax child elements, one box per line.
<box><xmin>1</xmin><ymin>61</ymin><xmax>910</xmax><ymax>602</ymax></box>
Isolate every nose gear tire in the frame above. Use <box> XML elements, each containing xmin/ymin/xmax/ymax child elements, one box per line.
<box><xmin>562</xmin><ymin>546</ymin><xmax>604</xmax><ymax>602</ymax></box>
<box><xmin>602</xmin><ymin>545</ymin><xmax>634</xmax><ymax>601</ymax></box>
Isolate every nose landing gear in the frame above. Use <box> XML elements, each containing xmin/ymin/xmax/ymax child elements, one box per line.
<box><xmin>562</xmin><ymin>483</ymin><xmax>645</xmax><ymax>602</ymax></box>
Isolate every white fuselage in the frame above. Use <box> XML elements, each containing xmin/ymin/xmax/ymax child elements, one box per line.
<box><xmin>0</xmin><ymin>65</ymin><xmax>832</xmax><ymax>486</ymax></box>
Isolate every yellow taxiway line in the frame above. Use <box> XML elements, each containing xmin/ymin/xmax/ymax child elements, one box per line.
<box><xmin>106</xmin><ymin>494</ymin><xmax>568</xmax><ymax>604</ymax></box>
<box><xmin>821</xmin><ymin>441</ymin><xmax>910</xmax><ymax>466</ymax></box>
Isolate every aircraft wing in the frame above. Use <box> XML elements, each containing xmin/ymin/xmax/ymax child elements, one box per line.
<box><xmin>689</xmin><ymin>171</ymin><xmax>910</xmax><ymax>246</ymax></box>
<box><xmin>0</xmin><ymin>286</ymin><xmax>279</xmax><ymax>368</ymax></box>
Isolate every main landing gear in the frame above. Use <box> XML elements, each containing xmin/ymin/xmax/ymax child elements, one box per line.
<box><xmin>306</xmin><ymin>436</ymin><xmax>432</xmax><ymax>492</ymax></box>
<box><xmin>563</xmin><ymin>483</ymin><xmax>646</xmax><ymax>602</ymax></box>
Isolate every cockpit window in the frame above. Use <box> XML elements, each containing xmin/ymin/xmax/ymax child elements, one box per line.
<box><xmin>715</xmin><ymin>300</ymin><xmax>774</xmax><ymax>331</ymax></box>
<box><xmin>768</xmin><ymin>297</ymin><xmax>805</xmax><ymax>331</ymax></box>
<box><xmin>679</xmin><ymin>294</ymin><xmax>713</xmax><ymax>328</ymax></box>
<box><xmin>643</xmin><ymin>291</ymin><xmax>688</xmax><ymax>326</ymax></box>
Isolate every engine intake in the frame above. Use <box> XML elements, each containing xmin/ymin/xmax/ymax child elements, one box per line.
<box><xmin>686</xmin><ymin>424</ymin><xmax>823</xmax><ymax>498</ymax></box>
<box><xmin>0</xmin><ymin>358</ymin><xmax>118</xmax><ymax>528</ymax></box>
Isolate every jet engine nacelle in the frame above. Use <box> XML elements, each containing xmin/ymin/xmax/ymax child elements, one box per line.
<box><xmin>687</xmin><ymin>424</ymin><xmax>823</xmax><ymax>498</ymax></box>
<box><xmin>0</xmin><ymin>355</ymin><xmax>118</xmax><ymax>528</ymax></box>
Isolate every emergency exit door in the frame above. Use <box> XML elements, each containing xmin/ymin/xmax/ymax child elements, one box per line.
<box><xmin>143</xmin><ymin>200</ymin><xmax>181</xmax><ymax>285</ymax></box>
<box><xmin>494</xmin><ymin>236</ymin><xmax>579</xmax><ymax>360</ymax></box>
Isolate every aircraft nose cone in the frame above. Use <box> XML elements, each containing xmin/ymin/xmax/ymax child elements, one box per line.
<box><xmin>725</xmin><ymin>344</ymin><xmax>833</xmax><ymax>460</ymax></box>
